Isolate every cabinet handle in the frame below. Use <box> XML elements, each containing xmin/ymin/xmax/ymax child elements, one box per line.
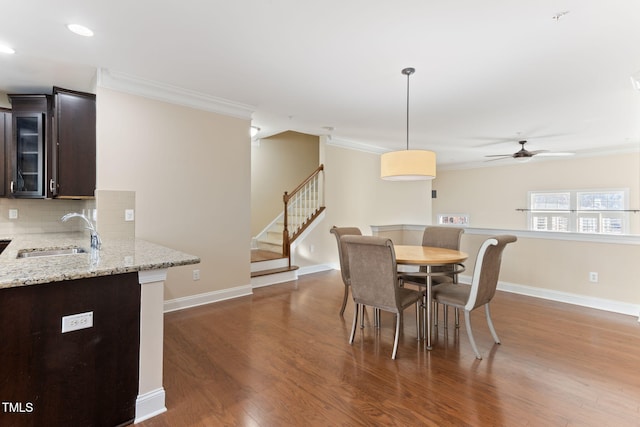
<box><xmin>50</xmin><ymin>179</ymin><xmax>56</xmax><ymax>193</ymax></box>
<box><xmin>10</xmin><ymin>181</ymin><xmax>14</xmax><ymax>194</ymax></box>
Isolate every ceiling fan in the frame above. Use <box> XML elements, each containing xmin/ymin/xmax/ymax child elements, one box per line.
<box><xmin>485</xmin><ymin>140</ymin><xmax>574</xmax><ymax>162</ymax></box>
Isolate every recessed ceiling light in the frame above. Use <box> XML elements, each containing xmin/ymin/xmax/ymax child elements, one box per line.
<box><xmin>0</xmin><ymin>44</ymin><xmax>16</xmax><ymax>54</ymax></box>
<box><xmin>67</xmin><ymin>24</ymin><xmax>94</xmax><ymax>37</ymax></box>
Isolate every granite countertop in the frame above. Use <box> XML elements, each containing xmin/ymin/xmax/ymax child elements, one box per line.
<box><xmin>0</xmin><ymin>233</ymin><xmax>200</xmax><ymax>289</ymax></box>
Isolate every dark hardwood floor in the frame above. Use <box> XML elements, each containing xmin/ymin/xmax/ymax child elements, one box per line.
<box><xmin>140</xmin><ymin>270</ymin><xmax>640</xmax><ymax>426</ymax></box>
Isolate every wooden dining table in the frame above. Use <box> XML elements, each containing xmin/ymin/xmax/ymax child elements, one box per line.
<box><xmin>394</xmin><ymin>245</ymin><xmax>468</xmax><ymax>350</ymax></box>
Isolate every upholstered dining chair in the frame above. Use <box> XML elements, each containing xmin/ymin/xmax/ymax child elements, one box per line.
<box><xmin>342</xmin><ymin>235</ymin><xmax>423</xmax><ymax>360</ymax></box>
<box><xmin>404</xmin><ymin>226</ymin><xmax>465</xmax><ymax>285</ymax></box>
<box><xmin>402</xmin><ymin>226</ymin><xmax>465</xmax><ymax>325</ymax></box>
<box><xmin>432</xmin><ymin>235</ymin><xmax>517</xmax><ymax>359</ymax></box>
<box><xmin>330</xmin><ymin>226</ymin><xmax>362</xmax><ymax>316</ymax></box>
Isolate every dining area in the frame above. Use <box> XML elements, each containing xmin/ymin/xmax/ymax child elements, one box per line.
<box><xmin>139</xmin><ymin>240</ymin><xmax>640</xmax><ymax>426</ymax></box>
<box><xmin>330</xmin><ymin>225</ymin><xmax>517</xmax><ymax>360</ymax></box>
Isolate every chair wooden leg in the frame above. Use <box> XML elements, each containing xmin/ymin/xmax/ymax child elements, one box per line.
<box><xmin>339</xmin><ymin>284</ymin><xmax>349</xmax><ymax>316</ymax></box>
<box><xmin>485</xmin><ymin>304</ymin><xmax>501</xmax><ymax>344</ymax></box>
<box><xmin>464</xmin><ymin>310</ymin><xmax>482</xmax><ymax>359</ymax></box>
<box><xmin>392</xmin><ymin>311</ymin><xmax>401</xmax><ymax>359</ymax></box>
<box><xmin>455</xmin><ymin>308</ymin><xmax>460</xmax><ymax>328</ymax></box>
<box><xmin>349</xmin><ymin>303</ymin><xmax>359</xmax><ymax>344</ymax></box>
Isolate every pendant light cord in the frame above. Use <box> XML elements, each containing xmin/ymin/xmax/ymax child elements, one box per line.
<box><xmin>402</xmin><ymin>67</ymin><xmax>415</xmax><ymax>151</ymax></box>
<box><xmin>406</xmin><ymin>71</ymin><xmax>410</xmax><ymax>150</ymax></box>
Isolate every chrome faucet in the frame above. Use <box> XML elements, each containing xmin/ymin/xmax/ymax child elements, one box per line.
<box><xmin>61</xmin><ymin>212</ymin><xmax>102</xmax><ymax>250</ymax></box>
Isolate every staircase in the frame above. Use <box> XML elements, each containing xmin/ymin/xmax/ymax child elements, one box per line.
<box><xmin>250</xmin><ymin>249</ymin><xmax>298</xmax><ymax>288</ymax></box>
<box><xmin>251</xmin><ymin>214</ymin><xmax>296</xmax><ymax>288</ymax></box>
<box><xmin>251</xmin><ymin>165</ymin><xmax>325</xmax><ymax>287</ymax></box>
<box><xmin>254</xmin><ymin>215</ymin><xmax>287</xmax><ymax>253</ymax></box>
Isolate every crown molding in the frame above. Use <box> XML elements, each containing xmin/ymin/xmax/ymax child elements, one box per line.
<box><xmin>97</xmin><ymin>68</ymin><xmax>254</xmax><ymax>120</ymax></box>
<box><xmin>325</xmin><ymin>135</ymin><xmax>388</xmax><ymax>155</ymax></box>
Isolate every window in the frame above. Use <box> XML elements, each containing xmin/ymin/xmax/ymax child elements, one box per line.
<box><xmin>528</xmin><ymin>189</ymin><xmax>628</xmax><ymax>234</ymax></box>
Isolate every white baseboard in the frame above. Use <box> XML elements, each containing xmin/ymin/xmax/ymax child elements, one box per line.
<box><xmin>298</xmin><ymin>264</ymin><xmax>333</xmax><ymax>276</ymax></box>
<box><xmin>164</xmin><ymin>284</ymin><xmax>253</xmax><ymax>313</ymax></box>
<box><xmin>455</xmin><ymin>274</ymin><xmax>640</xmax><ymax>320</ymax></box>
<box><xmin>163</xmin><ymin>265</ymin><xmax>335</xmax><ymax>314</ymax></box>
<box><xmin>251</xmin><ymin>270</ymin><xmax>298</xmax><ymax>288</ymax></box>
<box><xmin>497</xmin><ymin>280</ymin><xmax>640</xmax><ymax>320</ymax></box>
<box><xmin>135</xmin><ymin>388</ymin><xmax>166</xmax><ymax>424</ymax></box>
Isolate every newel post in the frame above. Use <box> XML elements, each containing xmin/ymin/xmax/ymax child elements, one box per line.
<box><xmin>282</xmin><ymin>191</ymin><xmax>291</xmax><ymax>264</ymax></box>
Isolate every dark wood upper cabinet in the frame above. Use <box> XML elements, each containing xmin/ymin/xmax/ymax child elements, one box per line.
<box><xmin>5</xmin><ymin>87</ymin><xmax>96</xmax><ymax>199</ymax></box>
<box><xmin>0</xmin><ymin>108</ymin><xmax>10</xmax><ymax>198</ymax></box>
<box><xmin>7</xmin><ymin>95</ymin><xmax>51</xmax><ymax>198</ymax></box>
<box><xmin>52</xmin><ymin>87</ymin><xmax>96</xmax><ymax>198</ymax></box>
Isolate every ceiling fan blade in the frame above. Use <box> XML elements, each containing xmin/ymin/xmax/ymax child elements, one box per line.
<box><xmin>484</xmin><ymin>156</ymin><xmax>512</xmax><ymax>162</ymax></box>
<box><xmin>535</xmin><ymin>152</ymin><xmax>575</xmax><ymax>157</ymax></box>
<box><xmin>484</xmin><ymin>154</ymin><xmax>514</xmax><ymax>157</ymax></box>
<box><xmin>527</xmin><ymin>150</ymin><xmax>549</xmax><ymax>155</ymax></box>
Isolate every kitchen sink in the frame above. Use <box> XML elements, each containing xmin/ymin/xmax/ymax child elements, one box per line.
<box><xmin>0</xmin><ymin>240</ymin><xmax>10</xmax><ymax>255</ymax></box>
<box><xmin>17</xmin><ymin>247</ymin><xmax>87</xmax><ymax>259</ymax></box>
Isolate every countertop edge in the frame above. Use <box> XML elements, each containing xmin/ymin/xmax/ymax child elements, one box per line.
<box><xmin>0</xmin><ymin>233</ymin><xmax>201</xmax><ymax>289</ymax></box>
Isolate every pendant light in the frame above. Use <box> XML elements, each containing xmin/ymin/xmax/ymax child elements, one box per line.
<box><xmin>381</xmin><ymin>67</ymin><xmax>436</xmax><ymax>181</ymax></box>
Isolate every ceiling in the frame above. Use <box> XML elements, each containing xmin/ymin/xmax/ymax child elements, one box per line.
<box><xmin>1</xmin><ymin>0</ymin><xmax>639</xmax><ymax>168</ymax></box>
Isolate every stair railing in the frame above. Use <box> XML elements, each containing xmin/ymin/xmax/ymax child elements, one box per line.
<box><xmin>283</xmin><ymin>164</ymin><xmax>325</xmax><ymax>265</ymax></box>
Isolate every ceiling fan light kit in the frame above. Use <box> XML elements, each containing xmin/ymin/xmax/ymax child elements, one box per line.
<box><xmin>381</xmin><ymin>67</ymin><xmax>437</xmax><ymax>181</ymax></box>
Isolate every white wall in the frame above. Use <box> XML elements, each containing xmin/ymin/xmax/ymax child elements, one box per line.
<box><xmin>432</xmin><ymin>152</ymin><xmax>640</xmax><ymax>233</ymax></box>
<box><xmin>427</xmin><ymin>152</ymin><xmax>640</xmax><ymax>312</ymax></box>
<box><xmin>292</xmin><ymin>139</ymin><xmax>433</xmax><ymax>270</ymax></box>
<box><xmin>96</xmin><ymin>87</ymin><xmax>251</xmax><ymax>300</ymax></box>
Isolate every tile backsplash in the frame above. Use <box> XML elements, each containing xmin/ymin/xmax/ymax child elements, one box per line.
<box><xmin>0</xmin><ymin>190</ymin><xmax>135</xmax><ymax>239</ymax></box>
<box><xmin>95</xmin><ymin>190</ymin><xmax>135</xmax><ymax>239</ymax></box>
<box><xmin>0</xmin><ymin>198</ymin><xmax>91</xmax><ymax>236</ymax></box>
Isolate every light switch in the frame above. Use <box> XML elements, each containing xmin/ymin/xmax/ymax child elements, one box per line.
<box><xmin>125</xmin><ymin>209</ymin><xmax>135</xmax><ymax>221</ymax></box>
<box><xmin>8</xmin><ymin>209</ymin><xmax>18</xmax><ymax>219</ymax></box>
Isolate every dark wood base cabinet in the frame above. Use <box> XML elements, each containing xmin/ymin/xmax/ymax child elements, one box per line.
<box><xmin>0</xmin><ymin>273</ymin><xmax>141</xmax><ymax>427</ymax></box>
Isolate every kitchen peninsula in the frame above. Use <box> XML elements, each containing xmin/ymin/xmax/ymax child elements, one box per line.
<box><xmin>0</xmin><ymin>232</ymin><xmax>200</xmax><ymax>426</ymax></box>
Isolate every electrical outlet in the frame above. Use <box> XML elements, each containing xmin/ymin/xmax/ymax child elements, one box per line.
<box><xmin>61</xmin><ymin>311</ymin><xmax>94</xmax><ymax>333</ymax></box>
<box><xmin>125</xmin><ymin>209</ymin><xmax>135</xmax><ymax>221</ymax></box>
<box><xmin>193</xmin><ymin>269</ymin><xmax>200</xmax><ymax>281</ymax></box>
<box><xmin>589</xmin><ymin>272</ymin><xmax>599</xmax><ymax>283</ymax></box>
<box><xmin>8</xmin><ymin>209</ymin><xmax>18</xmax><ymax>219</ymax></box>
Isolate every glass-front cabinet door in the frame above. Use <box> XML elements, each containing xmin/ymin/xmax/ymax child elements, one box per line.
<box><xmin>12</xmin><ymin>113</ymin><xmax>45</xmax><ymax>197</ymax></box>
